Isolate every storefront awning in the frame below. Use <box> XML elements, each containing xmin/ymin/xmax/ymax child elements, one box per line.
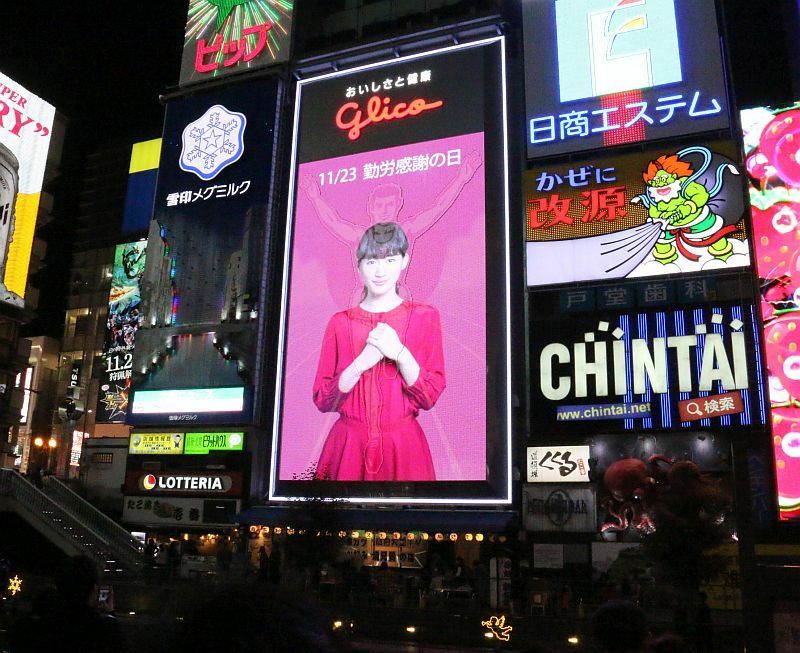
<box><xmin>234</xmin><ymin>506</ymin><xmax>518</xmax><ymax>532</ymax></box>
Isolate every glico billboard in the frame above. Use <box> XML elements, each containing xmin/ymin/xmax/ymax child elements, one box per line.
<box><xmin>128</xmin><ymin>79</ymin><xmax>280</xmax><ymax>425</ymax></box>
<box><xmin>525</xmin><ymin>140</ymin><xmax>750</xmax><ymax>286</ymax></box>
<box><xmin>742</xmin><ymin>103</ymin><xmax>800</xmax><ymax>520</ymax></box>
<box><xmin>271</xmin><ymin>38</ymin><xmax>512</xmax><ymax>504</ymax></box>
<box><xmin>180</xmin><ymin>0</ymin><xmax>294</xmax><ymax>87</ymax></box>
<box><xmin>96</xmin><ymin>241</ymin><xmax>147</xmax><ymax>423</ymax></box>
<box><xmin>0</xmin><ymin>72</ymin><xmax>55</xmax><ymax>308</ymax></box>
<box><xmin>530</xmin><ymin>302</ymin><xmax>767</xmax><ymax>433</ymax></box>
<box><xmin>521</xmin><ymin>0</ymin><xmax>730</xmax><ymax>158</ymax></box>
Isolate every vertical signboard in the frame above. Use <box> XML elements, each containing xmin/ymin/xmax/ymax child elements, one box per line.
<box><xmin>180</xmin><ymin>0</ymin><xmax>294</xmax><ymax>87</ymax></box>
<box><xmin>271</xmin><ymin>38</ymin><xmax>511</xmax><ymax>503</ymax></box>
<box><xmin>97</xmin><ymin>241</ymin><xmax>147</xmax><ymax>423</ymax></box>
<box><xmin>0</xmin><ymin>72</ymin><xmax>55</xmax><ymax>306</ymax></box>
<box><xmin>129</xmin><ymin>79</ymin><xmax>280</xmax><ymax>425</ymax></box>
<box><xmin>122</xmin><ymin>139</ymin><xmax>161</xmax><ymax>235</ymax></box>
<box><xmin>742</xmin><ymin>103</ymin><xmax>800</xmax><ymax>520</ymax></box>
<box><xmin>521</xmin><ymin>0</ymin><xmax>730</xmax><ymax>158</ymax></box>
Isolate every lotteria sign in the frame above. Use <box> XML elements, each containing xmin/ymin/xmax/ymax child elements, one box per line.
<box><xmin>138</xmin><ymin>473</ymin><xmax>233</xmax><ymax>494</ymax></box>
<box><xmin>530</xmin><ymin>304</ymin><xmax>767</xmax><ymax>432</ymax></box>
<box><xmin>521</xmin><ymin>0</ymin><xmax>730</xmax><ymax>158</ymax></box>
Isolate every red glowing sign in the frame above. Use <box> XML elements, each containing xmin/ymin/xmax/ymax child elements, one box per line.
<box><xmin>335</xmin><ymin>95</ymin><xmax>444</xmax><ymax>141</ymax></box>
<box><xmin>677</xmin><ymin>392</ymin><xmax>744</xmax><ymax>422</ymax></box>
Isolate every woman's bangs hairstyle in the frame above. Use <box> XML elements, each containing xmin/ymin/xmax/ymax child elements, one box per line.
<box><xmin>357</xmin><ymin>222</ymin><xmax>409</xmax><ymax>262</ymax></box>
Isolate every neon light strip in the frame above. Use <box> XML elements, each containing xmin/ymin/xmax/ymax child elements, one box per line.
<box><xmin>656</xmin><ymin>311</ymin><xmax>670</xmax><ymax>430</ymax></box>
<box><xmin>622</xmin><ymin>314</ymin><xmax>633</xmax><ymax>430</ymax></box>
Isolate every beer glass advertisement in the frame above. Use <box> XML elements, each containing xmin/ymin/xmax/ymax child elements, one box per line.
<box><xmin>530</xmin><ymin>303</ymin><xmax>767</xmax><ymax>433</ymax></box>
<box><xmin>129</xmin><ymin>79</ymin><xmax>280</xmax><ymax>425</ymax></box>
<box><xmin>97</xmin><ymin>241</ymin><xmax>147</xmax><ymax>423</ymax></box>
<box><xmin>521</xmin><ymin>0</ymin><xmax>730</xmax><ymax>159</ymax></box>
<box><xmin>525</xmin><ymin>140</ymin><xmax>750</xmax><ymax>286</ymax></box>
<box><xmin>741</xmin><ymin>103</ymin><xmax>800</xmax><ymax>520</ymax></box>
<box><xmin>180</xmin><ymin>0</ymin><xmax>294</xmax><ymax>87</ymax></box>
<box><xmin>271</xmin><ymin>39</ymin><xmax>511</xmax><ymax>503</ymax></box>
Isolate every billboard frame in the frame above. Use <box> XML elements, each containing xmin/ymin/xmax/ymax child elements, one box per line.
<box><xmin>269</xmin><ymin>36</ymin><xmax>512</xmax><ymax>505</ymax></box>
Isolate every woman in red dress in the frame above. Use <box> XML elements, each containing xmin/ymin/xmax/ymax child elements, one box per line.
<box><xmin>313</xmin><ymin>222</ymin><xmax>445</xmax><ymax>481</ymax></box>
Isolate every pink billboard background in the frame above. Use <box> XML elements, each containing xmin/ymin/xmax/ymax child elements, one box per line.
<box><xmin>742</xmin><ymin>104</ymin><xmax>800</xmax><ymax>519</ymax></box>
<box><xmin>279</xmin><ymin>132</ymin><xmax>487</xmax><ymax>481</ymax></box>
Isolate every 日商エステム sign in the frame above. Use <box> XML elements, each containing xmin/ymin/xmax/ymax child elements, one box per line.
<box><xmin>521</xmin><ymin>0</ymin><xmax>730</xmax><ymax>158</ymax></box>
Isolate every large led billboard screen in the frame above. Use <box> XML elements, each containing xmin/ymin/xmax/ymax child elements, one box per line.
<box><xmin>521</xmin><ymin>0</ymin><xmax>730</xmax><ymax>159</ymax></box>
<box><xmin>271</xmin><ymin>38</ymin><xmax>511</xmax><ymax>504</ymax></box>
<box><xmin>742</xmin><ymin>103</ymin><xmax>800</xmax><ymax>520</ymax></box>
<box><xmin>530</xmin><ymin>294</ymin><xmax>767</xmax><ymax>434</ymax></box>
<box><xmin>128</xmin><ymin>79</ymin><xmax>280</xmax><ymax>425</ymax></box>
<box><xmin>180</xmin><ymin>0</ymin><xmax>294</xmax><ymax>87</ymax></box>
<box><xmin>0</xmin><ymin>72</ymin><xmax>54</xmax><ymax>307</ymax></box>
<box><xmin>97</xmin><ymin>241</ymin><xmax>147</xmax><ymax>423</ymax></box>
<box><xmin>524</xmin><ymin>140</ymin><xmax>750</xmax><ymax>286</ymax></box>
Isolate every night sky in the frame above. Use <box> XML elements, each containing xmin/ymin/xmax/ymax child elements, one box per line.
<box><xmin>0</xmin><ymin>0</ymin><xmax>796</xmax><ymax>335</ymax></box>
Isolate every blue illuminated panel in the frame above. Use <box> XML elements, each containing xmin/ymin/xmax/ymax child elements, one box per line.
<box><xmin>522</xmin><ymin>0</ymin><xmax>730</xmax><ymax>158</ymax></box>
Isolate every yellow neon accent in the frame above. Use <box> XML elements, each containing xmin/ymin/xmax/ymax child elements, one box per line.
<box><xmin>4</xmin><ymin>192</ymin><xmax>40</xmax><ymax>298</ymax></box>
<box><xmin>481</xmin><ymin>615</ymin><xmax>512</xmax><ymax>642</ymax></box>
<box><xmin>129</xmin><ymin>139</ymin><xmax>162</xmax><ymax>174</ymax></box>
<box><xmin>7</xmin><ymin>575</ymin><xmax>22</xmax><ymax>596</ymax></box>
<box><xmin>619</xmin><ymin>16</ymin><xmax>646</xmax><ymax>33</ymax></box>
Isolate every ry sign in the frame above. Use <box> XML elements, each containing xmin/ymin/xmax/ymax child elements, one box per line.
<box><xmin>522</xmin><ymin>0</ymin><xmax>730</xmax><ymax>158</ymax></box>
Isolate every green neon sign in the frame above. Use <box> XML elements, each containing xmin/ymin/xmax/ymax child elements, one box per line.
<box><xmin>184</xmin><ymin>432</ymin><xmax>245</xmax><ymax>455</ymax></box>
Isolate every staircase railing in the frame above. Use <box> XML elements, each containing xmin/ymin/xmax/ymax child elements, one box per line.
<box><xmin>42</xmin><ymin>475</ymin><xmax>143</xmax><ymax>562</ymax></box>
<box><xmin>0</xmin><ymin>469</ymin><xmax>142</xmax><ymax>574</ymax></box>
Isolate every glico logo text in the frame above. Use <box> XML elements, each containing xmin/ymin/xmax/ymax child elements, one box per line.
<box><xmin>335</xmin><ymin>95</ymin><xmax>444</xmax><ymax>141</ymax></box>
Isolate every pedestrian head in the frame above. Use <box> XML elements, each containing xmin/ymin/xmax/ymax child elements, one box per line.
<box><xmin>592</xmin><ymin>600</ymin><xmax>648</xmax><ymax>653</ymax></box>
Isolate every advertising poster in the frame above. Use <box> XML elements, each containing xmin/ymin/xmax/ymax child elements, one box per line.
<box><xmin>96</xmin><ymin>241</ymin><xmax>147</xmax><ymax>423</ymax></box>
<box><xmin>525</xmin><ymin>140</ymin><xmax>750</xmax><ymax>286</ymax></box>
<box><xmin>530</xmin><ymin>303</ymin><xmax>767</xmax><ymax>433</ymax></box>
<box><xmin>184</xmin><ymin>431</ymin><xmax>244</xmax><ymax>454</ymax></box>
<box><xmin>129</xmin><ymin>79</ymin><xmax>279</xmax><ymax>425</ymax></box>
<box><xmin>0</xmin><ymin>72</ymin><xmax>55</xmax><ymax>307</ymax></box>
<box><xmin>271</xmin><ymin>39</ymin><xmax>511</xmax><ymax>503</ymax></box>
<box><xmin>741</xmin><ymin>103</ymin><xmax>800</xmax><ymax>520</ymax></box>
<box><xmin>128</xmin><ymin>432</ymin><xmax>184</xmax><ymax>455</ymax></box>
<box><xmin>180</xmin><ymin>0</ymin><xmax>294</xmax><ymax>87</ymax></box>
<box><xmin>521</xmin><ymin>0</ymin><xmax>730</xmax><ymax>159</ymax></box>
<box><xmin>526</xmin><ymin>445</ymin><xmax>591</xmax><ymax>482</ymax></box>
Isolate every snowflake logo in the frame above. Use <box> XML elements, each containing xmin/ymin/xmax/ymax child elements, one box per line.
<box><xmin>179</xmin><ymin>104</ymin><xmax>246</xmax><ymax>180</ymax></box>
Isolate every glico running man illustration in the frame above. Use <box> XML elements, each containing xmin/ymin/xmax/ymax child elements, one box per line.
<box><xmin>299</xmin><ymin>151</ymin><xmax>482</xmax><ymax>254</ymax></box>
<box><xmin>633</xmin><ymin>146</ymin><xmax>744</xmax><ymax>265</ymax></box>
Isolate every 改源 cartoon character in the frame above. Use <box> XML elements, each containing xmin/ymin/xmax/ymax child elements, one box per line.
<box><xmin>633</xmin><ymin>146</ymin><xmax>744</xmax><ymax>265</ymax></box>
